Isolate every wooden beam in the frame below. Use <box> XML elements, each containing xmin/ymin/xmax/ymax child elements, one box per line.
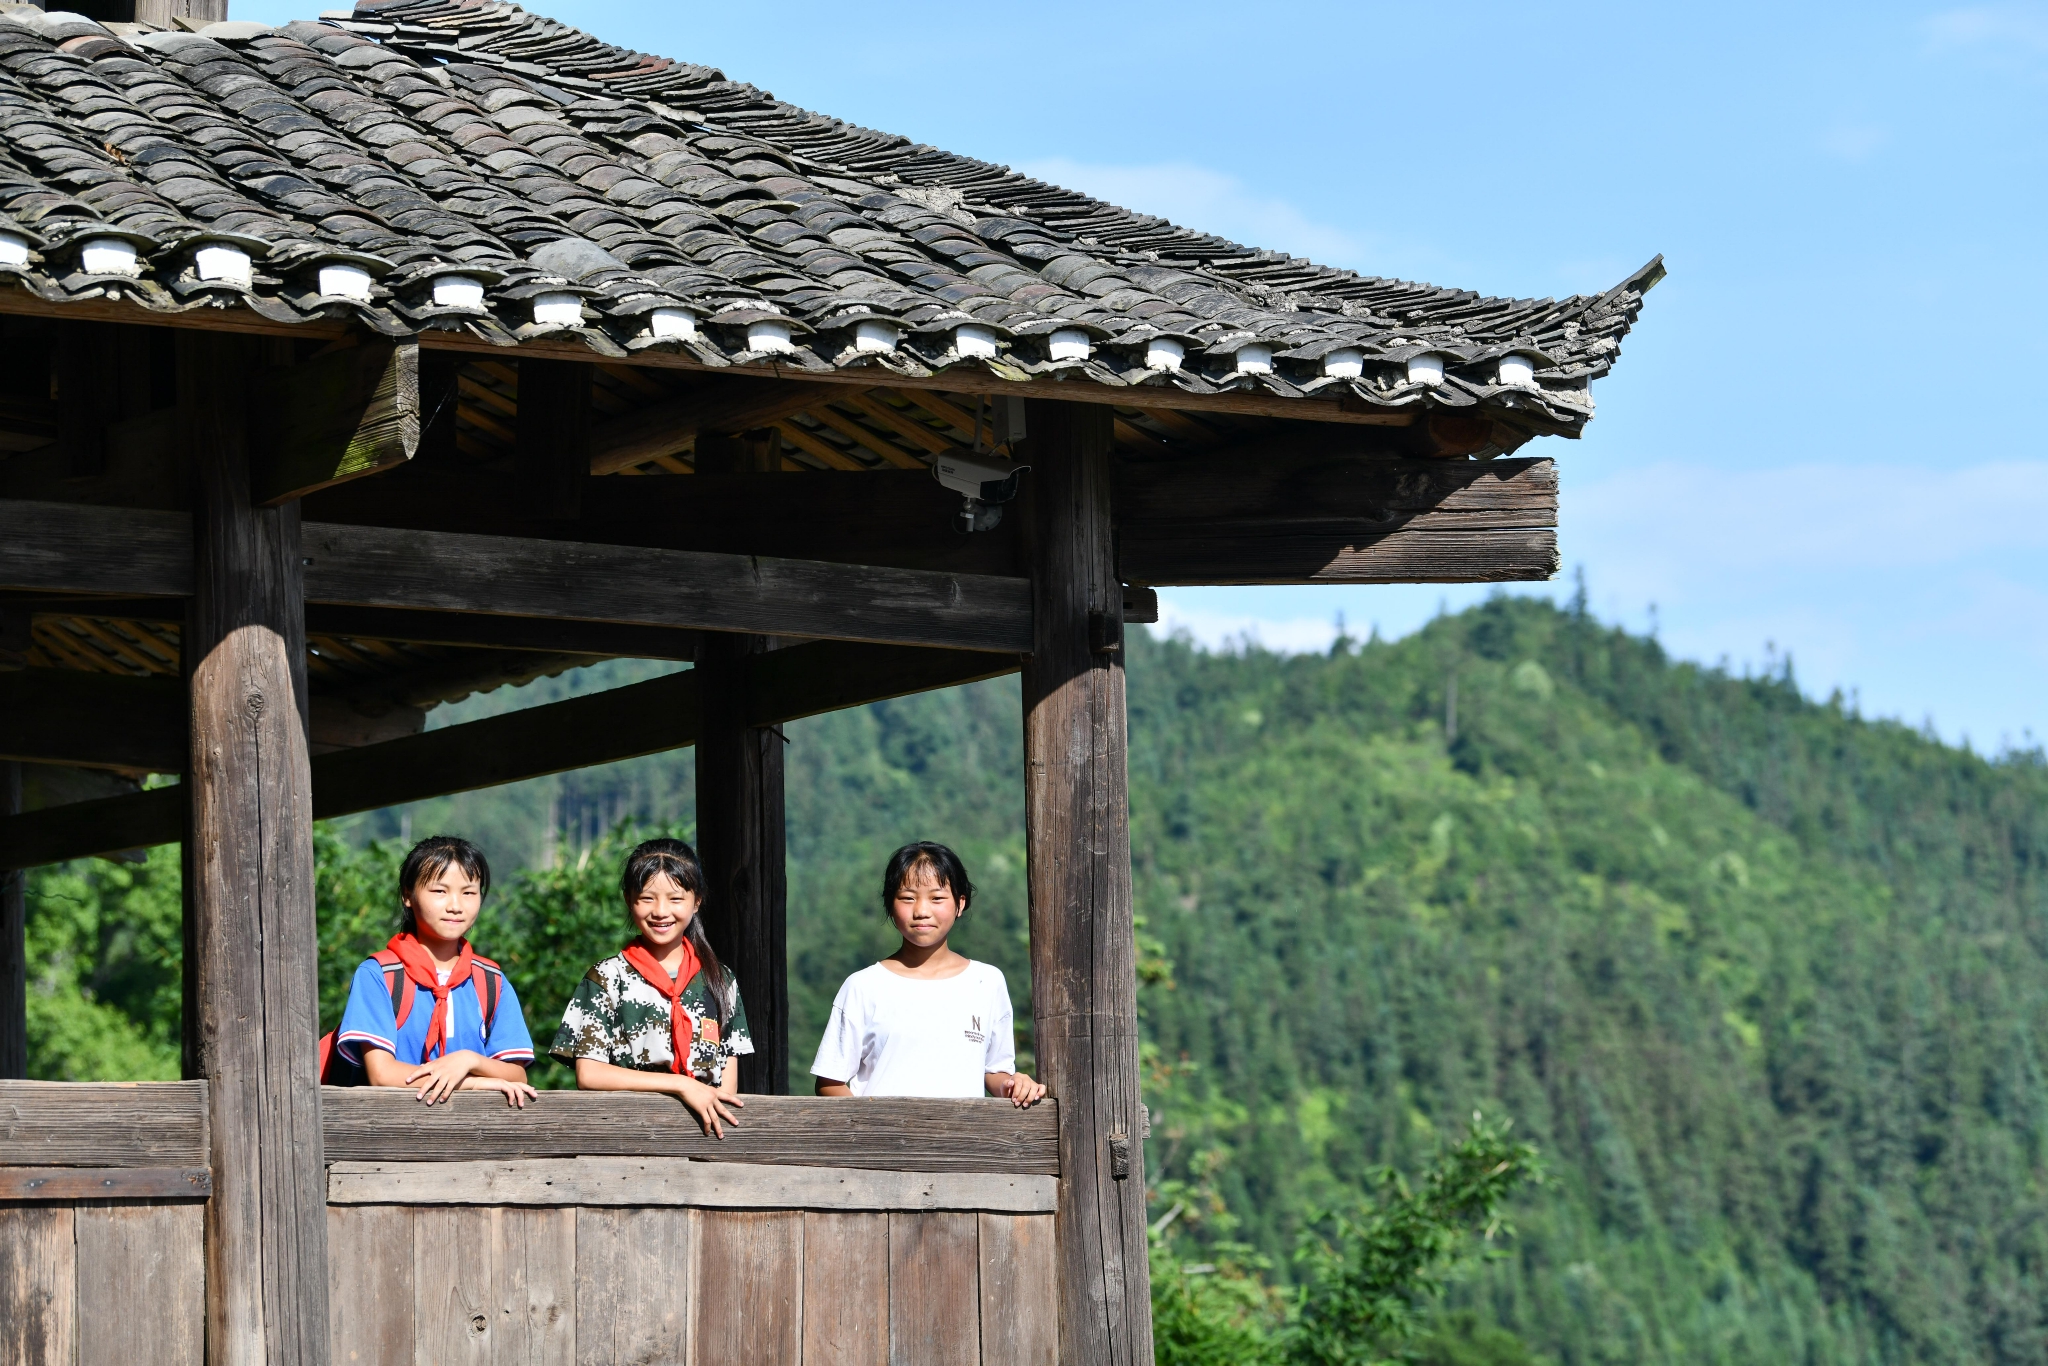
<box><xmin>0</xmin><ymin>669</ymin><xmax>186</xmax><ymax>772</ymax></box>
<box><xmin>303</xmin><ymin>604</ymin><xmax>701</xmax><ymax>660</ymax></box>
<box><xmin>0</xmin><ymin>762</ymin><xmax>20</xmax><ymax>1079</ymax></box>
<box><xmin>0</xmin><ymin>1166</ymin><xmax>212</xmax><ymax>1201</ymax></box>
<box><xmin>0</xmin><ymin>1080</ymin><xmax>210</xmax><ymax>1166</ymax></box>
<box><xmin>179</xmin><ymin>329</ymin><xmax>328</xmax><ymax>1366</ymax></box>
<box><xmin>251</xmin><ymin>339</ymin><xmax>419</xmax><ymax>507</ymax></box>
<box><xmin>0</xmin><ymin>499</ymin><xmax>1031</xmax><ymax>651</ymax></box>
<box><xmin>297</xmin><ymin>521</ymin><xmax>1033</xmax><ymax>653</ymax></box>
<box><xmin>1019</xmin><ymin>399</ymin><xmax>1152</xmax><ymax>1366</ymax></box>
<box><xmin>1121</xmin><ymin>525</ymin><xmax>1560</xmax><ymax>585</ymax></box>
<box><xmin>0</xmin><ymin>639</ymin><xmax>1009</xmax><ymax>869</ymax></box>
<box><xmin>321</xmin><ymin>1090</ymin><xmax>1060</xmax><ymax>1173</ymax></box>
<box><xmin>515</xmin><ymin>357</ymin><xmax>589</xmax><ymax>518</ymax></box>
<box><xmin>590</xmin><ymin>378</ymin><xmax>842</xmax><ymax>475</ymax></box>
<box><xmin>697</xmin><ymin>634</ymin><xmax>788</xmax><ymax>1096</ymax></box>
<box><xmin>327</xmin><ymin>1158</ymin><xmax>1056</xmax><ymax>1213</ymax></box>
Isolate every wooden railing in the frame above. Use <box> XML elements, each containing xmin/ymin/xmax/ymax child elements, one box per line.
<box><xmin>1</xmin><ymin>1081</ymin><xmax>1061</xmax><ymax>1365</ymax></box>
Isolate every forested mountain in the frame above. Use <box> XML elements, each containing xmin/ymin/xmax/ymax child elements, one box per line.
<box><xmin>24</xmin><ymin>597</ymin><xmax>2048</xmax><ymax>1364</ymax></box>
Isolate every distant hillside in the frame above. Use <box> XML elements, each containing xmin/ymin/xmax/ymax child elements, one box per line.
<box><xmin>24</xmin><ymin>598</ymin><xmax>2048</xmax><ymax>1363</ymax></box>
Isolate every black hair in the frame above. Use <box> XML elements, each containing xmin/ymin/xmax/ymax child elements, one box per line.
<box><xmin>621</xmin><ymin>838</ymin><xmax>730</xmax><ymax>1022</ymax></box>
<box><xmin>881</xmin><ymin>842</ymin><xmax>974</xmax><ymax>917</ymax></box>
<box><xmin>397</xmin><ymin>835</ymin><xmax>491</xmax><ymax>934</ymax></box>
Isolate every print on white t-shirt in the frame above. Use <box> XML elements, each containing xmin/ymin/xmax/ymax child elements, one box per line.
<box><xmin>809</xmin><ymin>961</ymin><xmax>1016</xmax><ymax>1098</ymax></box>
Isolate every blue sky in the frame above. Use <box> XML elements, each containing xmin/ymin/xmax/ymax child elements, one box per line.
<box><xmin>243</xmin><ymin>2</ymin><xmax>2048</xmax><ymax>750</ymax></box>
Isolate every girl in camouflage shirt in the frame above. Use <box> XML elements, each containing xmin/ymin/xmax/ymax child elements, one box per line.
<box><xmin>550</xmin><ymin>838</ymin><xmax>751</xmax><ymax>1137</ymax></box>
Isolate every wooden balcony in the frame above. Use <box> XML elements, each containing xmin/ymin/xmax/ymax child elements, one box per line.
<box><xmin>0</xmin><ymin>1080</ymin><xmax>1059</xmax><ymax>1365</ymax></box>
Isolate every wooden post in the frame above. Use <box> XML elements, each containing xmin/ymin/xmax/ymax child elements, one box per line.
<box><xmin>1</xmin><ymin>760</ymin><xmax>23</xmax><ymax>1080</ymax></box>
<box><xmin>1019</xmin><ymin>399</ymin><xmax>1153</xmax><ymax>1365</ymax></box>
<box><xmin>179</xmin><ymin>330</ymin><xmax>329</xmax><ymax>1366</ymax></box>
<box><xmin>694</xmin><ymin>429</ymin><xmax>788</xmax><ymax>1095</ymax></box>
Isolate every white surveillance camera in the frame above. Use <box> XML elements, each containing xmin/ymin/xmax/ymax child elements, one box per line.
<box><xmin>933</xmin><ymin>451</ymin><xmax>1029</xmax><ymax>533</ymax></box>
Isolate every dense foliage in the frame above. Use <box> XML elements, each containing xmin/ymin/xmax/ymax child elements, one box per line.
<box><xmin>24</xmin><ymin>596</ymin><xmax>2048</xmax><ymax>1363</ymax></box>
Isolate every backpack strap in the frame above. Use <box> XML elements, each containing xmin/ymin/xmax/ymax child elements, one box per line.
<box><xmin>372</xmin><ymin>949</ymin><xmax>414</xmax><ymax>1031</ymax></box>
<box><xmin>473</xmin><ymin>960</ymin><xmax>502</xmax><ymax>1037</ymax></box>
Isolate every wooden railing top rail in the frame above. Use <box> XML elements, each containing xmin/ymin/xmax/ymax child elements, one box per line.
<box><xmin>0</xmin><ymin>1082</ymin><xmax>1060</xmax><ymax>1176</ymax></box>
<box><xmin>323</xmin><ymin>1089</ymin><xmax>1060</xmax><ymax>1174</ymax></box>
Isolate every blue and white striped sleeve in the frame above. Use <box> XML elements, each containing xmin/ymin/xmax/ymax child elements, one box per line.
<box><xmin>335</xmin><ymin>959</ymin><xmax>397</xmax><ymax>1066</ymax></box>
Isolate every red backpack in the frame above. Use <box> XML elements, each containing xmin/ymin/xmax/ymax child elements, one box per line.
<box><xmin>317</xmin><ymin>949</ymin><xmax>503</xmax><ymax>1086</ymax></box>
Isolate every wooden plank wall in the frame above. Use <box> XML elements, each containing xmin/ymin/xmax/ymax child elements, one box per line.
<box><xmin>329</xmin><ymin>1202</ymin><xmax>1057</xmax><ymax>1366</ymax></box>
<box><xmin>0</xmin><ymin>1202</ymin><xmax>206</xmax><ymax>1366</ymax></box>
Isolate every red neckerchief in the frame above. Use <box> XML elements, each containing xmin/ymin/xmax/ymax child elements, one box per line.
<box><xmin>386</xmin><ymin>932</ymin><xmax>473</xmax><ymax>1061</ymax></box>
<box><xmin>620</xmin><ymin>939</ymin><xmax>716</xmax><ymax>1073</ymax></box>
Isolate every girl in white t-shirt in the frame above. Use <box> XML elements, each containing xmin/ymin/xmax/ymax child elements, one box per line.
<box><xmin>811</xmin><ymin>842</ymin><xmax>1046</xmax><ymax>1105</ymax></box>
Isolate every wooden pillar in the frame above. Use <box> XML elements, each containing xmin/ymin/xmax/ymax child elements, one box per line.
<box><xmin>693</xmin><ymin>428</ymin><xmax>789</xmax><ymax>1094</ymax></box>
<box><xmin>179</xmin><ymin>329</ymin><xmax>328</xmax><ymax>1366</ymax></box>
<box><xmin>0</xmin><ymin>760</ymin><xmax>23</xmax><ymax>1080</ymax></box>
<box><xmin>1019</xmin><ymin>398</ymin><xmax>1152</xmax><ymax>1365</ymax></box>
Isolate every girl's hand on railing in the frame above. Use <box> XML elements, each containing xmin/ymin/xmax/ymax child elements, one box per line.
<box><xmin>676</xmin><ymin>1075</ymin><xmax>745</xmax><ymax>1138</ymax></box>
<box><xmin>459</xmin><ymin>1076</ymin><xmax>539</xmax><ymax>1109</ymax></box>
<box><xmin>405</xmin><ymin>1050</ymin><xmax>486</xmax><ymax>1105</ymax></box>
<box><xmin>989</xmin><ymin>1071</ymin><xmax>1048</xmax><ymax>1108</ymax></box>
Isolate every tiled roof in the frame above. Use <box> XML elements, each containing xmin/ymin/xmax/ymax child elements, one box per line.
<box><xmin>0</xmin><ymin>0</ymin><xmax>1659</xmax><ymax>434</ymax></box>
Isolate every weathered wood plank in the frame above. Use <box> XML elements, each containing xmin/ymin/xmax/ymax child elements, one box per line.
<box><xmin>304</xmin><ymin>604</ymin><xmax>703</xmax><ymax>661</ymax></box>
<box><xmin>327</xmin><ymin>1159</ymin><xmax>1057</xmax><ymax>1212</ymax></box>
<box><xmin>183</xmin><ymin>328</ymin><xmax>330</xmax><ymax>1366</ymax></box>
<box><xmin>0</xmin><ymin>1165</ymin><xmax>210</xmax><ymax>1200</ymax></box>
<box><xmin>322</xmin><ymin>1091</ymin><xmax>1059</xmax><ymax>1174</ymax></box>
<box><xmin>0</xmin><ymin>762</ymin><xmax>19</xmax><ymax>1080</ymax></box>
<box><xmin>0</xmin><ymin>1080</ymin><xmax>209</xmax><ymax>1166</ymax></box>
<box><xmin>0</xmin><ymin>499</ymin><xmax>190</xmax><ymax>595</ymax></box>
<box><xmin>0</xmin><ymin>669</ymin><xmax>186</xmax><ymax>773</ymax></box>
<box><xmin>694</xmin><ymin>1210</ymin><xmax>802</xmax><ymax>1366</ymax></box>
<box><xmin>415</xmin><ymin>1205</ymin><xmax>576</xmax><ymax>1366</ymax></box>
<box><xmin>1112</xmin><ymin>452</ymin><xmax>1557</xmax><ymax>524</ymax></box>
<box><xmin>0</xmin><ymin>786</ymin><xmax>182</xmax><ymax>873</ymax></box>
<box><xmin>1119</xmin><ymin>525</ymin><xmax>1561</xmax><ymax>586</ymax></box>
<box><xmin>329</xmin><ymin>1204</ymin><xmax>415</xmax><ymax>1366</ymax></box>
<box><xmin>75</xmin><ymin>1201</ymin><xmax>205</xmax><ymax>1366</ymax></box>
<box><xmin>574</xmin><ymin>1206</ymin><xmax>689</xmax><ymax>1366</ymax></box>
<box><xmin>1021</xmin><ymin>400</ymin><xmax>1153</xmax><ymax>1366</ymax></box>
<box><xmin>889</xmin><ymin>1211</ymin><xmax>981</xmax><ymax>1366</ymax></box>
<box><xmin>254</xmin><ymin>339</ymin><xmax>420</xmax><ymax>506</ymax></box>
<box><xmin>590</xmin><ymin>376</ymin><xmax>841</xmax><ymax>475</ymax></box>
<box><xmin>801</xmin><ymin>1212</ymin><xmax>887</xmax><ymax>1366</ymax></box>
<box><xmin>0</xmin><ymin>1203</ymin><xmax>73</xmax><ymax>1366</ymax></box>
<box><xmin>979</xmin><ymin>1214</ymin><xmax>1059</xmax><ymax>1366</ymax></box>
<box><xmin>299</xmin><ymin>521</ymin><xmax>1033</xmax><ymax>653</ymax></box>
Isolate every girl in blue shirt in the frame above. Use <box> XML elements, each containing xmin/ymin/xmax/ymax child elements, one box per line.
<box><xmin>334</xmin><ymin>836</ymin><xmax>536</xmax><ymax>1107</ymax></box>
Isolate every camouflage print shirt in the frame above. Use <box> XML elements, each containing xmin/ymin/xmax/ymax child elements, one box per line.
<box><xmin>549</xmin><ymin>954</ymin><xmax>752</xmax><ymax>1085</ymax></box>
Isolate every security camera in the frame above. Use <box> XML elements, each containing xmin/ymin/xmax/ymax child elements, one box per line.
<box><xmin>933</xmin><ymin>451</ymin><xmax>1029</xmax><ymax>533</ymax></box>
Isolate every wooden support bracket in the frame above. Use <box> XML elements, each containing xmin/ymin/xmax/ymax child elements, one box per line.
<box><xmin>252</xmin><ymin>339</ymin><xmax>419</xmax><ymax>506</ymax></box>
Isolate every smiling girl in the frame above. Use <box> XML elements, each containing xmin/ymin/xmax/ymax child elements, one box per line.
<box><xmin>333</xmin><ymin>835</ymin><xmax>538</xmax><ymax>1108</ymax></box>
<box><xmin>550</xmin><ymin>838</ymin><xmax>751</xmax><ymax>1137</ymax></box>
<box><xmin>811</xmin><ymin>842</ymin><xmax>1044</xmax><ymax>1106</ymax></box>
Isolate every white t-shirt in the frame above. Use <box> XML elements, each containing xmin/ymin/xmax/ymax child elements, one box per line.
<box><xmin>810</xmin><ymin>960</ymin><xmax>1016</xmax><ymax>1098</ymax></box>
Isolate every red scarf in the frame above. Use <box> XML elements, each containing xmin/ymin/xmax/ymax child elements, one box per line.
<box><xmin>386</xmin><ymin>933</ymin><xmax>473</xmax><ymax>1062</ymax></box>
<box><xmin>621</xmin><ymin>939</ymin><xmax>716</xmax><ymax>1074</ymax></box>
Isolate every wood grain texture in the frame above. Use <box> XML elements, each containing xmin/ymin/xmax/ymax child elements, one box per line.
<box><xmin>322</xmin><ymin>1091</ymin><xmax>1058</xmax><ymax>1173</ymax></box>
<box><xmin>0</xmin><ymin>1080</ymin><xmax>209</xmax><ymax>1165</ymax></box>
<box><xmin>328</xmin><ymin>1204</ymin><xmax>415</xmax><ymax>1366</ymax></box>
<box><xmin>0</xmin><ymin>1203</ymin><xmax>72</xmax><ymax>1366</ymax></box>
<box><xmin>0</xmin><ymin>1165</ymin><xmax>210</xmax><ymax>1200</ymax></box>
<box><xmin>327</xmin><ymin>1159</ymin><xmax>1056</xmax><ymax>1213</ymax></box>
<box><xmin>574</xmin><ymin>1206</ymin><xmax>689</xmax><ymax>1366</ymax></box>
<box><xmin>183</xmin><ymin>328</ymin><xmax>331</xmax><ymax>1366</ymax></box>
<box><xmin>698</xmin><ymin>631</ymin><xmax>788</xmax><ymax>1096</ymax></box>
<box><xmin>75</xmin><ymin>1201</ymin><xmax>205</xmax><ymax>1366</ymax></box>
<box><xmin>298</xmin><ymin>520</ymin><xmax>1033</xmax><ymax>654</ymax></box>
<box><xmin>694</xmin><ymin>1210</ymin><xmax>802</xmax><ymax>1366</ymax></box>
<box><xmin>254</xmin><ymin>340</ymin><xmax>420</xmax><ymax>506</ymax></box>
<box><xmin>0</xmin><ymin>668</ymin><xmax>187</xmax><ymax>773</ymax></box>
<box><xmin>888</xmin><ymin>1211</ymin><xmax>981</xmax><ymax>1366</ymax></box>
<box><xmin>800</xmin><ymin>1212</ymin><xmax>886</xmax><ymax>1366</ymax></box>
<box><xmin>1112</xmin><ymin>452</ymin><xmax>1556</xmax><ymax>524</ymax></box>
<box><xmin>1119</xmin><ymin>525</ymin><xmax>1560</xmax><ymax>586</ymax></box>
<box><xmin>415</xmin><ymin>1205</ymin><xmax>576</xmax><ymax>1366</ymax></box>
<box><xmin>1019</xmin><ymin>400</ymin><xmax>1153</xmax><ymax>1366</ymax></box>
<box><xmin>0</xmin><ymin>498</ymin><xmax>190</xmax><ymax>595</ymax></box>
<box><xmin>978</xmin><ymin>1214</ymin><xmax>1058</xmax><ymax>1366</ymax></box>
